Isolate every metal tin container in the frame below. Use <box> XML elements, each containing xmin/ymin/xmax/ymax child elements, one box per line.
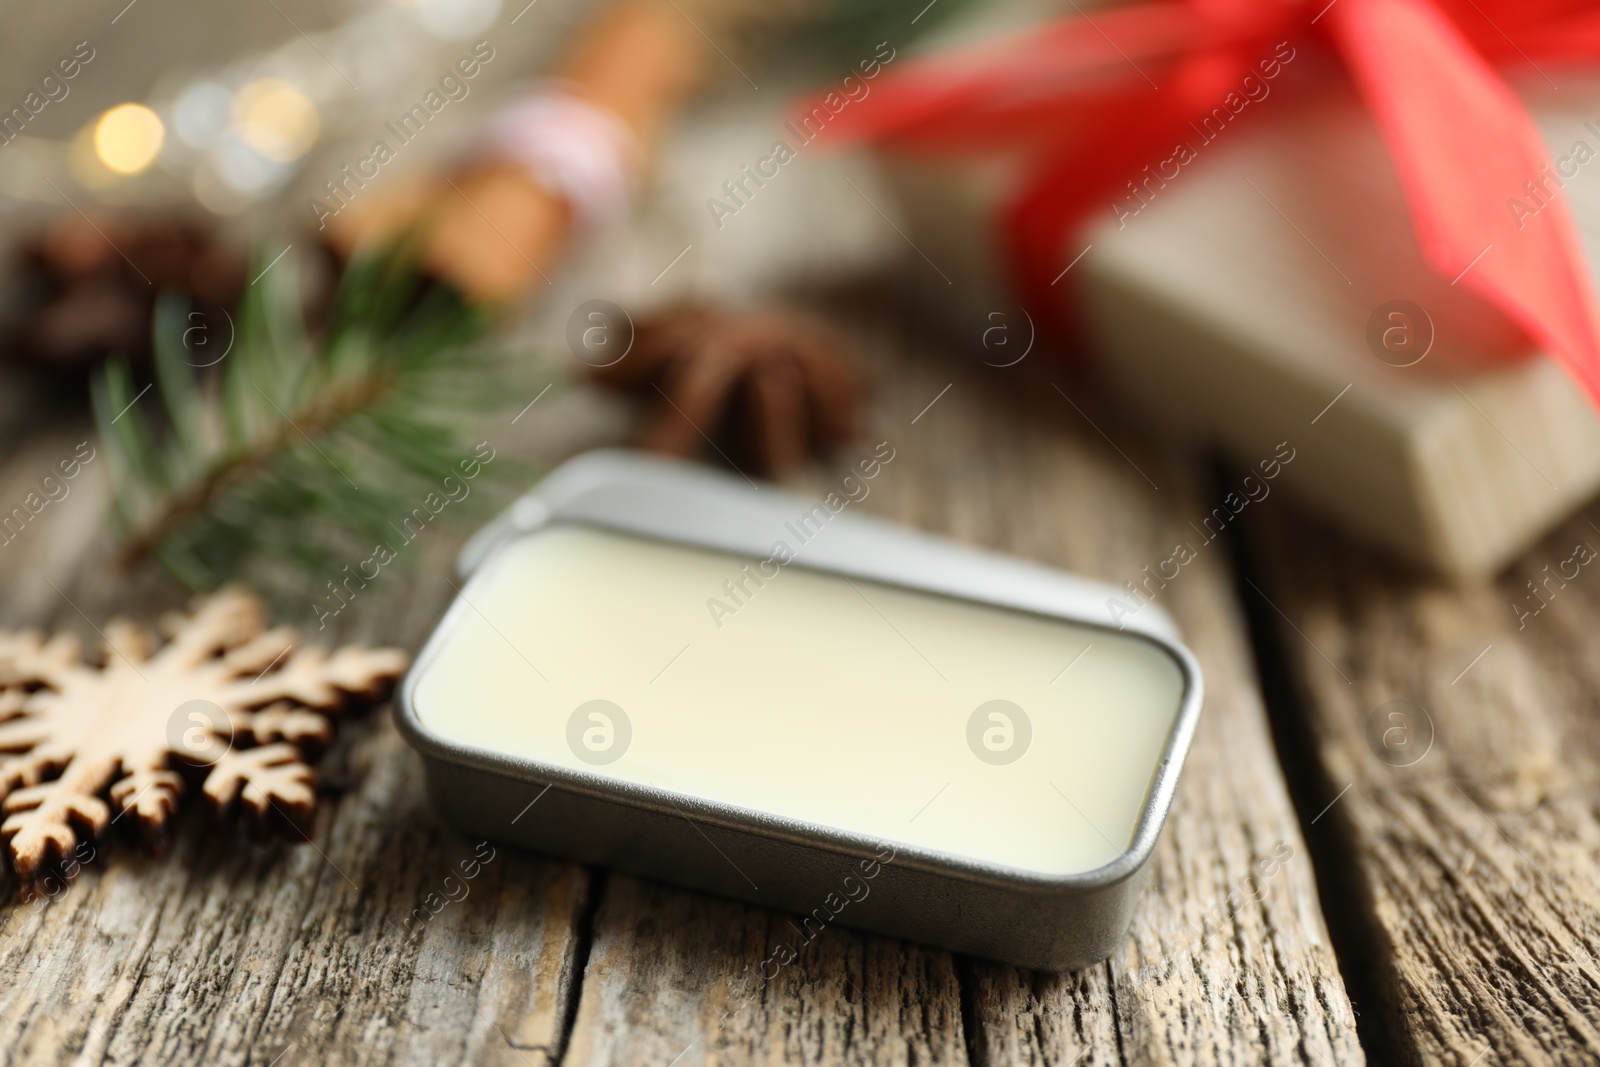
<box><xmin>397</xmin><ymin>449</ymin><xmax>1204</xmax><ymax>970</ymax></box>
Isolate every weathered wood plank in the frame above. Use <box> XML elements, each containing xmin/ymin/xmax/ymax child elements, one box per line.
<box><xmin>1248</xmin><ymin>497</ymin><xmax>1600</xmax><ymax>1067</ymax></box>
<box><xmin>561</xmin><ymin>874</ymin><xmax>969</xmax><ymax>1065</ymax></box>
<box><xmin>553</xmin><ymin>303</ymin><xmax>1363</xmax><ymax>1065</ymax></box>
<box><xmin>0</xmin><ymin>305</ymin><xmax>1363</xmax><ymax>1064</ymax></box>
<box><xmin>0</xmin><ymin>401</ymin><xmax>594</xmax><ymax>1067</ymax></box>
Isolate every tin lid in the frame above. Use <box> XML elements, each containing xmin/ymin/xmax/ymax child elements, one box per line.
<box><xmin>460</xmin><ymin>449</ymin><xmax>1185</xmax><ymax>645</ymax></box>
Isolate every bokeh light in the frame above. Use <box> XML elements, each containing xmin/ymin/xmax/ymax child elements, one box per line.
<box><xmin>233</xmin><ymin>78</ymin><xmax>320</xmax><ymax>162</ymax></box>
<box><xmin>416</xmin><ymin>0</ymin><xmax>501</xmax><ymax>41</ymax></box>
<box><xmin>93</xmin><ymin>103</ymin><xmax>165</xmax><ymax>175</ymax></box>
<box><xmin>173</xmin><ymin>80</ymin><xmax>235</xmax><ymax>149</ymax></box>
<box><xmin>212</xmin><ymin>132</ymin><xmax>286</xmax><ymax>194</ymax></box>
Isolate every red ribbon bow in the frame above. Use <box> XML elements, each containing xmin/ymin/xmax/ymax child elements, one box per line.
<box><xmin>811</xmin><ymin>0</ymin><xmax>1600</xmax><ymax>406</ymax></box>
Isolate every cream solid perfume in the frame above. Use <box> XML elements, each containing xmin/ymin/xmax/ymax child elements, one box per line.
<box><xmin>399</xmin><ymin>450</ymin><xmax>1203</xmax><ymax>970</ymax></box>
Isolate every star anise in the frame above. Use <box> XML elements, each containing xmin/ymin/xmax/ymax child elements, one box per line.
<box><xmin>588</xmin><ymin>304</ymin><xmax>861</xmax><ymax>476</ymax></box>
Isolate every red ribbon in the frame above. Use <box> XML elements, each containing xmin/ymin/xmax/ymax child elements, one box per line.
<box><xmin>808</xmin><ymin>0</ymin><xmax>1600</xmax><ymax>406</ymax></box>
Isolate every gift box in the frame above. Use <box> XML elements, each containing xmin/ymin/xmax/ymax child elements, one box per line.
<box><xmin>1082</xmin><ymin>77</ymin><xmax>1600</xmax><ymax>581</ymax></box>
<box><xmin>824</xmin><ymin>2</ymin><xmax>1600</xmax><ymax>580</ymax></box>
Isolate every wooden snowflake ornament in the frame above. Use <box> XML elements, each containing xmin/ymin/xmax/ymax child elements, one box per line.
<box><xmin>0</xmin><ymin>587</ymin><xmax>408</xmax><ymax>881</ymax></box>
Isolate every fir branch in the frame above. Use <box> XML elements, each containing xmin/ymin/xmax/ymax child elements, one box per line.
<box><xmin>112</xmin><ymin>374</ymin><xmax>391</xmax><ymax>567</ymax></box>
<box><xmin>93</xmin><ymin>241</ymin><xmax>513</xmax><ymax>590</ymax></box>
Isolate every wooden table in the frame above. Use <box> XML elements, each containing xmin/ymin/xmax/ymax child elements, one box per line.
<box><xmin>0</xmin><ymin>292</ymin><xmax>1594</xmax><ymax>1066</ymax></box>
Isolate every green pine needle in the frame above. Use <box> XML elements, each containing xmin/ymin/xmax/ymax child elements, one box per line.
<box><xmin>92</xmin><ymin>240</ymin><xmax>515</xmax><ymax>591</ymax></box>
